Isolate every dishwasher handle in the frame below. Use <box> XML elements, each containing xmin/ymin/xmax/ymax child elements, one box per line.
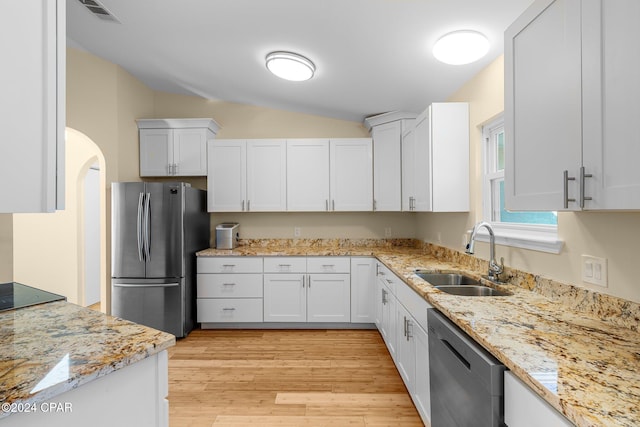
<box><xmin>442</xmin><ymin>339</ymin><xmax>471</xmax><ymax>369</ymax></box>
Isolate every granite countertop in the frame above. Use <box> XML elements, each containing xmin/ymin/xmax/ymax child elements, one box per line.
<box><xmin>0</xmin><ymin>301</ymin><xmax>175</xmax><ymax>418</ymax></box>
<box><xmin>198</xmin><ymin>242</ymin><xmax>640</xmax><ymax>427</ymax></box>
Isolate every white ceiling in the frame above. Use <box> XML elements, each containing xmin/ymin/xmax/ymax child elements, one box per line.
<box><xmin>66</xmin><ymin>0</ymin><xmax>534</xmax><ymax>122</ymax></box>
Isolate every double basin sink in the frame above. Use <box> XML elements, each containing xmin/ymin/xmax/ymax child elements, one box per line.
<box><xmin>415</xmin><ymin>271</ymin><xmax>511</xmax><ymax>297</ymax></box>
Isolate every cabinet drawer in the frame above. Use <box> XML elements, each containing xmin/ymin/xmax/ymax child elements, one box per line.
<box><xmin>197</xmin><ymin>298</ymin><xmax>263</xmax><ymax>323</ymax></box>
<box><xmin>307</xmin><ymin>257</ymin><xmax>350</xmax><ymax>273</ymax></box>
<box><xmin>197</xmin><ymin>274</ymin><xmax>263</xmax><ymax>298</ymax></box>
<box><xmin>396</xmin><ymin>278</ymin><xmax>432</xmax><ymax>331</ymax></box>
<box><xmin>197</xmin><ymin>257</ymin><xmax>263</xmax><ymax>273</ymax></box>
<box><xmin>263</xmin><ymin>257</ymin><xmax>307</xmax><ymax>273</ymax></box>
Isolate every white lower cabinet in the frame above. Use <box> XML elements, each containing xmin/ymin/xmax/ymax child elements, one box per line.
<box><xmin>264</xmin><ymin>257</ymin><xmax>351</xmax><ymax>323</ymax></box>
<box><xmin>504</xmin><ymin>371</ymin><xmax>573</xmax><ymax>427</ymax></box>
<box><xmin>375</xmin><ymin>261</ymin><xmax>432</xmax><ymax>426</ymax></box>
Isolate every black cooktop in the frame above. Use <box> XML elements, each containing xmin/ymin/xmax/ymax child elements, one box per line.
<box><xmin>0</xmin><ymin>282</ymin><xmax>65</xmax><ymax>312</ymax></box>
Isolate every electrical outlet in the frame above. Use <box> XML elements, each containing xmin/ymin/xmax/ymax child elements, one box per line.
<box><xmin>294</xmin><ymin>227</ymin><xmax>301</xmax><ymax>238</ymax></box>
<box><xmin>384</xmin><ymin>227</ymin><xmax>392</xmax><ymax>237</ymax></box>
<box><xmin>582</xmin><ymin>255</ymin><xmax>607</xmax><ymax>287</ymax></box>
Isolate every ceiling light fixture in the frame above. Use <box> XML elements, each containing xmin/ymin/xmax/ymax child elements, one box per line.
<box><xmin>265</xmin><ymin>51</ymin><xmax>315</xmax><ymax>82</ymax></box>
<box><xmin>432</xmin><ymin>30</ymin><xmax>490</xmax><ymax>65</ymax></box>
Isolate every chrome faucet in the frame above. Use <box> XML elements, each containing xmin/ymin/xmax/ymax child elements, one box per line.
<box><xmin>465</xmin><ymin>221</ymin><xmax>504</xmax><ymax>282</ymax></box>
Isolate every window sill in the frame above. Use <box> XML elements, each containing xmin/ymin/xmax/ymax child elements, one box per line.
<box><xmin>473</xmin><ymin>224</ymin><xmax>563</xmax><ymax>254</ymax></box>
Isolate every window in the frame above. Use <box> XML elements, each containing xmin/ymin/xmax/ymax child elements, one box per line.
<box><xmin>480</xmin><ymin>116</ymin><xmax>562</xmax><ymax>253</ymax></box>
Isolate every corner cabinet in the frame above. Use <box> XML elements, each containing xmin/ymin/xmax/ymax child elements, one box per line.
<box><xmin>207</xmin><ymin>139</ymin><xmax>287</xmax><ymax>212</ymax></box>
<box><xmin>138</xmin><ymin>118</ymin><xmax>219</xmax><ymax>177</ymax></box>
<box><xmin>505</xmin><ymin>0</ymin><xmax>640</xmax><ymax>211</ymax></box>
<box><xmin>403</xmin><ymin>103</ymin><xmax>469</xmax><ymax>212</ymax></box>
<box><xmin>0</xmin><ymin>0</ymin><xmax>65</xmax><ymax>213</ymax></box>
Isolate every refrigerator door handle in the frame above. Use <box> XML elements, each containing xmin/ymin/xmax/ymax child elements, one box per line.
<box><xmin>143</xmin><ymin>192</ymin><xmax>151</xmax><ymax>261</ymax></box>
<box><xmin>113</xmin><ymin>282</ymin><xmax>180</xmax><ymax>288</ymax></box>
<box><xmin>137</xmin><ymin>192</ymin><xmax>144</xmax><ymax>262</ymax></box>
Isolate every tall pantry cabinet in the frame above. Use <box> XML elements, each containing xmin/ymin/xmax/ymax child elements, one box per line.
<box><xmin>505</xmin><ymin>0</ymin><xmax>640</xmax><ymax>211</ymax></box>
<box><xmin>1</xmin><ymin>0</ymin><xmax>65</xmax><ymax>213</ymax></box>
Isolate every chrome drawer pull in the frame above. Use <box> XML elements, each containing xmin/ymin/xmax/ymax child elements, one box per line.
<box><xmin>222</xmin><ymin>283</ymin><xmax>236</xmax><ymax>286</ymax></box>
<box><xmin>222</xmin><ymin>307</ymin><xmax>236</xmax><ymax>311</ymax></box>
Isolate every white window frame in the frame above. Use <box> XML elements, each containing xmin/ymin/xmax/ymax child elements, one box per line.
<box><xmin>478</xmin><ymin>116</ymin><xmax>563</xmax><ymax>254</ymax></box>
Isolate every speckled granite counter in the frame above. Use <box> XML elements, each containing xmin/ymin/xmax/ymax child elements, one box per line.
<box><xmin>198</xmin><ymin>240</ymin><xmax>640</xmax><ymax>427</ymax></box>
<box><xmin>0</xmin><ymin>301</ymin><xmax>175</xmax><ymax>419</ymax></box>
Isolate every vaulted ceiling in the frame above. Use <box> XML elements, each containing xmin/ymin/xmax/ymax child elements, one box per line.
<box><xmin>66</xmin><ymin>0</ymin><xmax>533</xmax><ymax>122</ymax></box>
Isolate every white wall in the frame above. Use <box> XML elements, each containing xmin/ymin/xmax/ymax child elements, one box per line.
<box><xmin>416</xmin><ymin>55</ymin><xmax>640</xmax><ymax>304</ymax></box>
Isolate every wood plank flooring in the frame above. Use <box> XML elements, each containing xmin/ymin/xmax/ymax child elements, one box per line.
<box><xmin>168</xmin><ymin>329</ymin><xmax>425</xmax><ymax>427</ymax></box>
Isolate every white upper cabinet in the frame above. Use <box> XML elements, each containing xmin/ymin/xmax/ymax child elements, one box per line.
<box><xmin>0</xmin><ymin>0</ymin><xmax>65</xmax><ymax>213</ymax></box>
<box><xmin>138</xmin><ymin>118</ymin><xmax>219</xmax><ymax>177</ymax></box>
<box><xmin>405</xmin><ymin>103</ymin><xmax>469</xmax><ymax>212</ymax></box>
<box><xmin>287</xmin><ymin>138</ymin><xmax>373</xmax><ymax>212</ymax></box>
<box><xmin>208</xmin><ymin>140</ymin><xmax>246</xmax><ymax>212</ymax></box>
<box><xmin>401</xmin><ymin>124</ymin><xmax>417</xmax><ymax>212</ymax></box>
<box><xmin>505</xmin><ymin>0</ymin><xmax>640</xmax><ymax>211</ymax></box>
<box><xmin>208</xmin><ymin>139</ymin><xmax>287</xmax><ymax>212</ymax></box>
<box><xmin>365</xmin><ymin>112</ymin><xmax>417</xmax><ymax>212</ymax></box>
<box><xmin>330</xmin><ymin>139</ymin><xmax>373</xmax><ymax>211</ymax></box>
<box><xmin>286</xmin><ymin>139</ymin><xmax>331</xmax><ymax>211</ymax></box>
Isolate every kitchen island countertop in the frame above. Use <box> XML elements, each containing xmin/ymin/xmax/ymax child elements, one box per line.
<box><xmin>0</xmin><ymin>301</ymin><xmax>175</xmax><ymax>419</ymax></box>
<box><xmin>198</xmin><ymin>242</ymin><xmax>640</xmax><ymax>427</ymax></box>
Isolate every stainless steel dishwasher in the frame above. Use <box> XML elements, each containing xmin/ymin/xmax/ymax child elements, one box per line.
<box><xmin>428</xmin><ymin>309</ymin><xmax>506</xmax><ymax>427</ymax></box>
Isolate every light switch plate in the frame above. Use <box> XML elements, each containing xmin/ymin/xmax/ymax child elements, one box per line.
<box><xmin>582</xmin><ymin>255</ymin><xmax>607</xmax><ymax>287</ymax></box>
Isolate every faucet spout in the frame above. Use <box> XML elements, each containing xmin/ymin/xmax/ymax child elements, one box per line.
<box><xmin>465</xmin><ymin>221</ymin><xmax>504</xmax><ymax>281</ymax></box>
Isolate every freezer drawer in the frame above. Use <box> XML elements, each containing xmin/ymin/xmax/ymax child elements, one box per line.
<box><xmin>112</xmin><ymin>280</ymin><xmax>184</xmax><ymax>337</ymax></box>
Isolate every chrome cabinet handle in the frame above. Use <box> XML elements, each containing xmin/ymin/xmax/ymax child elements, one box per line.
<box><xmin>307</xmin><ymin>274</ymin><xmax>311</xmax><ymax>288</ymax></box>
<box><xmin>563</xmin><ymin>170</ymin><xmax>576</xmax><ymax>209</ymax></box>
<box><xmin>325</xmin><ymin>200</ymin><xmax>329</xmax><ymax>211</ymax></box>
<box><xmin>406</xmin><ymin>318</ymin><xmax>412</xmax><ymax>341</ymax></box>
<box><xmin>580</xmin><ymin>167</ymin><xmax>593</xmax><ymax>208</ymax></box>
<box><xmin>381</xmin><ymin>288</ymin><xmax>387</xmax><ymax>305</ymax></box>
<box><xmin>332</xmin><ymin>200</ymin><xmax>335</xmax><ymax>211</ymax></box>
<box><xmin>222</xmin><ymin>307</ymin><xmax>236</xmax><ymax>311</ymax></box>
<box><xmin>247</xmin><ymin>200</ymin><xmax>251</xmax><ymax>211</ymax></box>
<box><xmin>373</xmin><ymin>199</ymin><xmax>377</xmax><ymax>211</ymax></box>
<box><xmin>222</xmin><ymin>283</ymin><xmax>236</xmax><ymax>286</ymax></box>
<box><xmin>241</xmin><ymin>200</ymin><xmax>245</xmax><ymax>211</ymax></box>
<box><xmin>174</xmin><ymin>163</ymin><xmax>178</xmax><ymax>175</ymax></box>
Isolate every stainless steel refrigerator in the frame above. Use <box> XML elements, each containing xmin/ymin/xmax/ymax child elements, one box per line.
<box><xmin>111</xmin><ymin>182</ymin><xmax>209</xmax><ymax>338</ymax></box>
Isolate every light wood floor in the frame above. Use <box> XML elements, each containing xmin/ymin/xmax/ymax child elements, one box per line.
<box><xmin>167</xmin><ymin>329</ymin><xmax>425</xmax><ymax>427</ymax></box>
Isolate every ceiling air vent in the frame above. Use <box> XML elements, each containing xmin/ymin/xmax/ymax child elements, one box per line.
<box><xmin>77</xmin><ymin>0</ymin><xmax>121</xmax><ymax>23</ymax></box>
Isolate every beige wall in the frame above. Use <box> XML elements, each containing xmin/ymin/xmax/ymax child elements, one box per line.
<box><xmin>416</xmin><ymin>55</ymin><xmax>640</xmax><ymax>303</ymax></box>
<box><xmin>13</xmin><ymin>130</ymin><xmax>106</xmax><ymax>304</ymax></box>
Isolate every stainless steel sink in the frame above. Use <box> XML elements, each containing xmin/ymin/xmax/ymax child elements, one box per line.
<box><xmin>435</xmin><ymin>285</ymin><xmax>511</xmax><ymax>297</ymax></box>
<box><xmin>415</xmin><ymin>272</ymin><xmax>481</xmax><ymax>286</ymax></box>
<box><xmin>414</xmin><ymin>271</ymin><xmax>511</xmax><ymax>296</ymax></box>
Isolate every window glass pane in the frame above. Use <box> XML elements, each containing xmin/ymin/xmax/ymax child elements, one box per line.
<box><xmin>497</xmin><ymin>131</ymin><xmax>505</xmax><ymax>171</ymax></box>
<box><xmin>498</xmin><ymin>181</ymin><xmax>557</xmax><ymax>225</ymax></box>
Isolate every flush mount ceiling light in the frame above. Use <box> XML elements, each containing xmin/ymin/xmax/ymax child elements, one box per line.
<box><xmin>265</xmin><ymin>51</ymin><xmax>315</xmax><ymax>82</ymax></box>
<box><xmin>433</xmin><ymin>30</ymin><xmax>490</xmax><ymax>65</ymax></box>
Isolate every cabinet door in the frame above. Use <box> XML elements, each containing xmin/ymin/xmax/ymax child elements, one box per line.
<box><xmin>412</xmin><ymin>110</ymin><xmax>432</xmax><ymax>212</ymax></box>
<box><xmin>207</xmin><ymin>140</ymin><xmax>246</xmax><ymax>212</ymax></box>
<box><xmin>330</xmin><ymin>139</ymin><xmax>373</xmax><ymax>211</ymax></box>
<box><xmin>504</xmin><ymin>0</ymin><xmax>582</xmax><ymax>211</ymax></box>
<box><xmin>431</xmin><ymin>103</ymin><xmax>469</xmax><ymax>212</ymax></box>
<box><xmin>395</xmin><ymin>304</ymin><xmax>416</xmax><ymax>394</ymax></box>
<box><xmin>375</xmin><ymin>274</ymin><xmax>384</xmax><ymax>331</ymax></box>
<box><xmin>582</xmin><ymin>0</ymin><xmax>640</xmax><ymax>209</ymax></box>
<box><xmin>414</xmin><ymin>323</ymin><xmax>431</xmax><ymax>424</ymax></box>
<box><xmin>372</xmin><ymin>122</ymin><xmax>402</xmax><ymax>211</ymax></box>
<box><xmin>307</xmin><ymin>274</ymin><xmax>350</xmax><ymax>322</ymax></box>
<box><xmin>1</xmin><ymin>0</ymin><xmax>65</xmax><ymax>212</ymax></box>
<box><xmin>246</xmin><ymin>139</ymin><xmax>287</xmax><ymax>211</ymax></box>
<box><xmin>350</xmin><ymin>258</ymin><xmax>376</xmax><ymax>323</ymax></box>
<box><xmin>401</xmin><ymin>125</ymin><xmax>416</xmax><ymax>211</ymax></box>
<box><xmin>504</xmin><ymin>371</ymin><xmax>573</xmax><ymax>427</ymax></box>
<box><xmin>286</xmin><ymin>139</ymin><xmax>330</xmax><ymax>211</ymax></box>
<box><xmin>263</xmin><ymin>274</ymin><xmax>306</xmax><ymax>322</ymax></box>
<box><xmin>140</xmin><ymin>129</ymin><xmax>173</xmax><ymax>177</ymax></box>
<box><xmin>381</xmin><ymin>281</ymin><xmax>397</xmax><ymax>360</ymax></box>
<box><xmin>172</xmin><ymin>128</ymin><xmax>208</xmax><ymax>176</ymax></box>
